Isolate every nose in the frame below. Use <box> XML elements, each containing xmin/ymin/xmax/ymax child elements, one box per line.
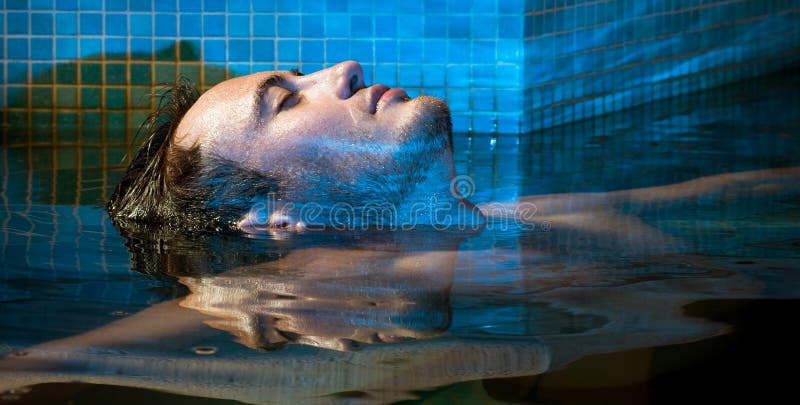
<box><xmin>327</xmin><ymin>60</ymin><xmax>365</xmax><ymax>99</ymax></box>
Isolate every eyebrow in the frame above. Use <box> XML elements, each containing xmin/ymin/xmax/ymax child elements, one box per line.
<box><xmin>254</xmin><ymin>70</ymin><xmax>304</xmax><ymax>116</ymax></box>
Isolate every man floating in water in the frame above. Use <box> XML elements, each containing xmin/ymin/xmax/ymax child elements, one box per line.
<box><xmin>4</xmin><ymin>61</ymin><xmax>800</xmax><ymax>403</ymax></box>
<box><xmin>107</xmin><ymin>61</ymin><xmax>482</xmax><ymax>233</ymax></box>
<box><xmin>108</xmin><ymin>60</ymin><xmax>800</xmax><ymax>237</ymax></box>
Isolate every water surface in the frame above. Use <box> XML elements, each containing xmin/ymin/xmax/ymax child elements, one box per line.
<box><xmin>1</xmin><ymin>70</ymin><xmax>800</xmax><ymax>404</ymax></box>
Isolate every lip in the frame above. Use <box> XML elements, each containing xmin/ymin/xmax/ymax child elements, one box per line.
<box><xmin>366</xmin><ymin>84</ymin><xmax>408</xmax><ymax>114</ymax></box>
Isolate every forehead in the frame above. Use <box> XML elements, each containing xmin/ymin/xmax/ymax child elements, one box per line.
<box><xmin>174</xmin><ymin>70</ymin><xmax>289</xmax><ymax>149</ymax></box>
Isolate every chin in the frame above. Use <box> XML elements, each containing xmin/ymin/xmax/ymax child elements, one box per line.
<box><xmin>401</xmin><ymin>95</ymin><xmax>453</xmax><ymax>145</ymax></box>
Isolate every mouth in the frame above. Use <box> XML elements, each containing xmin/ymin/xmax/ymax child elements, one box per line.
<box><xmin>366</xmin><ymin>84</ymin><xmax>409</xmax><ymax>114</ymax></box>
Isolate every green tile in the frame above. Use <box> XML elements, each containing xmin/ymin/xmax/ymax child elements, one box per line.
<box><xmin>56</xmin><ymin>63</ymin><xmax>78</xmax><ymax>84</ymax></box>
<box><xmin>106</xmin><ymin>49</ymin><xmax>126</xmax><ymax>61</ymax></box>
<box><xmin>129</xmin><ymin>111</ymin><xmax>149</xmax><ymax>130</ymax></box>
<box><xmin>78</xmin><ymin>184</ymin><xmax>103</xmax><ymax>205</ymax></box>
<box><xmin>1</xmin><ymin>148</ymin><xmax>24</xmax><ymax>173</ymax></box>
<box><xmin>105</xmin><ymin>172</ymin><xmax>124</xmax><ymax>194</ymax></box>
<box><xmin>5</xmin><ymin>129</ymin><xmax>29</xmax><ymax>145</ymax></box>
<box><xmin>106</xmin><ymin>111</ymin><xmax>126</xmax><ymax>130</ymax></box>
<box><xmin>81</xmin><ymin>147</ymin><xmax>102</xmax><ymax>168</ymax></box>
<box><xmin>155</xmin><ymin>43</ymin><xmax>177</xmax><ymax>61</ymax></box>
<box><xmin>6</xmin><ymin>111</ymin><xmax>29</xmax><ymax>128</ymax></box>
<box><xmin>178</xmin><ymin>64</ymin><xmax>201</xmax><ymax>84</ymax></box>
<box><xmin>31</xmin><ymin>126</ymin><xmax>51</xmax><ymax>144</ymax></box>
<box><xmin>81</xmin><ymin>87</ymin><xmax>101</xmax><ymax>108</ymax></box>
<box><xmin>130</xmin><ymin>50</ymin><xmax>154</xmax><ymax>62</ymax></box>
<box><xmin>106</xmin><ymin>146</ymin><xmax>127</xmax><ymax>165</ymax></box>
<box><xmin>31</xmin><ymin>87</ymin><xmax>53</xmax><ymax>108</ymax></box>
<box><xmin>81</xmin><ymin>63</ymin><xmax>102</xmax><ymax>85</ymax></box>
<box><xmin>154</xmin><ymin>63</ymin><xmax>177</xmax><ymax>84</ymax></box>
<box><xmin>82</xmin><ymin>129</ymin><xmax>103</xmax><ymax>145</ymax></box>
<box><xmin>82</xmin><ymin>128</ymin><xmax>103</xmax><ymax>144</ymax></box>
<box><xmin>57</xmin><ymin>112</ymin><xmax>79</xmax><ymax>133</ymax></box>
<box><xmin>130</xmin><ymin>63</ymin><xmax>151</xmax><ymax>85</ymax></box>
<box><xmin>179</xmin><ymin>41</ymin><xmax>201</xmax><ymax>61</ymax></box>
<box><xmin>129</xmin><ymin>87</ymin><xmax>152</xmax><ymax>108</ymax></box>
<box><xmin>32</xmin><ymin>64</ymin><xmax>54</xmax><ymax>84</ymax></box>
<box><xmin>57</xmin><ymin>147</ymin><xmax>79</xmax><ymax>169</ymax></box>
<box><xmin>81</xmin><ymin>112</ymin><xmax>102</xmax><ymax>139</ymax></box>
<box><xmin>31</xmin><ymin>148</ymin><xmax>52</xmax><ymax>168</ymax></box>
<box><xmin>56</xmin><ymin>87</ymin><xmax>78</xmax><ymax>108</ymax></box>
<box><xmin>32</xmin><ymin>111</ymin><xmax>52</xmax><ymax>129</ymax></box>
<box><xmin>203</xmin><ymin>66</ymin><xmax>227</xmax><ymax>86</ymax></box>
<box><xmin>56</xmin><ymin>171</ymin><xmax>78</xmax><ymax>204</ymax></box>
<box><xmin>5</xmin><ymin>122</ymin><xmax>29</xmax><ymax>145</ymax></box>
<box><xmin>31</xmin><ymin>112</ymin><xmax>52</xmax><ymax>143</ymax></box>
<box><xmin>105</xmin><ymin>88</ymin><xmax>126</xmax><ymax>109</ymax></box>
<box><xmin>8</xmin><ymin>86</ymin><xmax>29</xmax><ymax>107</ymax></box>
<box><xmin>106</xmin><ymin>63</ymin><xmax>127</xmax><ymax>85</ymax></box>
<box><xmin>126</xmin><ymin>127</ymin><xmax>139</xmax><ymax>144</ymax></box>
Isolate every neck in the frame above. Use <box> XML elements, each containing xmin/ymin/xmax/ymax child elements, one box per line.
<box><xmin>237</xmin><ymin>163</ymin><xmax>485</xmax><ymax>233</ymax></box>
<box><xmin>393</xmin><ymin>162</ymin><xmax>485</xmax><ymax>230</ymax></box>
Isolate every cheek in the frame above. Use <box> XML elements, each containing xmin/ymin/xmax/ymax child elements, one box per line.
<box><xmin>271</xmin><ymin>105</ymin><xmax>381</xmax><ymax>143</ymax></box>
<box><xmin>245</xmin><ymin>103</ymin><xmax>415</xmax><ymax>171</ymax></box>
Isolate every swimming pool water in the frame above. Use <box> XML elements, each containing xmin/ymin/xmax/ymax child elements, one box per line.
<box><xmin>1</xmin><ymin>69</ymin><xmax>799</xmax><ymax>404</ymax></box>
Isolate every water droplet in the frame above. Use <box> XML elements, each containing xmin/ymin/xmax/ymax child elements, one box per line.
<box><xmin>192</xmin><ymin>346</ymin><xmax>218</xmax><ymax>355</ymax></box>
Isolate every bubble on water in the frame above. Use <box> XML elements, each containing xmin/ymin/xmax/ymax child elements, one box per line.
<box><xmin>192</xmin><ymin>346</ymin><xmax>218</xmax><ymax>355</ymax></box>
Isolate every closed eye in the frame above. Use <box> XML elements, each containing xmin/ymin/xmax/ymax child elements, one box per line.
<box><xmin>277</xmin><ymin>90</ymin><xmax>301</xmax><ymax>112</ymax></box>
<box><xmin>255</xmin><ymin>73</ymin><xmax>303</xmax><ymax>119</ymax></box>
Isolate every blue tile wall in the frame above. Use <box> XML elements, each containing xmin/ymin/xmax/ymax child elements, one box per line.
<box><xmin>523</xmin><ymin>0</ymin><xmax>800</xmax><ymax>132</ymax></box>
<box><xmin>1</xmin><ymin>0</ymin><xmax>799</xmax><ymax>139</ymax></box>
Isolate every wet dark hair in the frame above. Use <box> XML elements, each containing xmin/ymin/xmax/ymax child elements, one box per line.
<box><xmin>107</xmin><ymin>77</ymin><xmax>276</xmax><ymax>234</ymax></box>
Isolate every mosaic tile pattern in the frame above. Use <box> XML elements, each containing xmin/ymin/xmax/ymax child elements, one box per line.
<box><xmin>523</xmin><ymin>0</ymin><xmax>800</xmax><ymax>131</ymax></box>
<box><xmin>1</xmin><ymin>0</ymin><xmax>799</xmax><ymax>142</ymax></box>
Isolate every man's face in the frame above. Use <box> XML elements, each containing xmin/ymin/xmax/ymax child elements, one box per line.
<box><xmin>175</xmin><ymin>61</ymin><xmax>454</xmax><ymax>208</ymax></box>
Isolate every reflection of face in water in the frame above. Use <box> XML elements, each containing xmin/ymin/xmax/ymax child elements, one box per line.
<box><xmin>179</xmin><ymin>248</ymin><xmax>455</xmax><ymax>351</ymax></box>
<box><xmin>123</xmin><ymin>227</ymin><xmax>464</xmax><ymax>352</ymax></box>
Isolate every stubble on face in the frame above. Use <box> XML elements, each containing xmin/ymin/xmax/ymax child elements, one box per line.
<box><xmin>252</xmin><ymin>95</ymin><xmax>454</xmax><ymax>209</ymax></box>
